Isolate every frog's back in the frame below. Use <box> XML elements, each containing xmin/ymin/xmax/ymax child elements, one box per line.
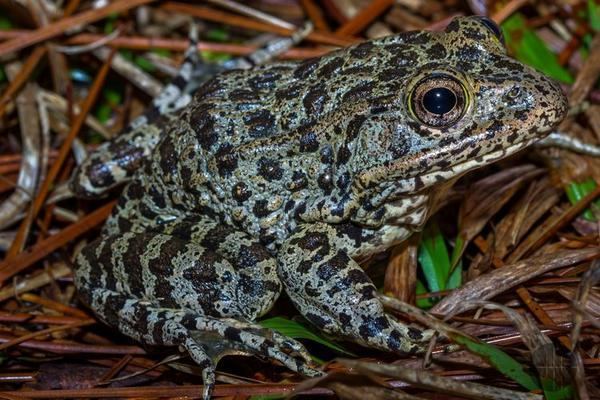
<box><xmin>184</xmin><ymin>31</ymin><xmax>432</xmax><ymax>151</ymax></box>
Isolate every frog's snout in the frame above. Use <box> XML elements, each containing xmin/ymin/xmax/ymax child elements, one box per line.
<box><xmin>541</xmin><ymin>77</ymin><xmax>568</xmax><ymax>130</ymax></box>
<box><xmin>552</xmin><ymin>80</ymin><xmax>568</xmax><ymax>122</ymax></box>
<box><xmin>522</xmin><ymin>73</ymin><xmax>568</xmax><ymax>134</ymax></box>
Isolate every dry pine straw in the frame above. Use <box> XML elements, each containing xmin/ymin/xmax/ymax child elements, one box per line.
<box><xmin>0</xmin><ymin>0</ymin><xmax>598</xmax><ymax>398</ymax></box>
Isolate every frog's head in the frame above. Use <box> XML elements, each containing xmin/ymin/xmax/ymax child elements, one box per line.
<box><xmin>349</xmin><ymin>16</ymin><xmax>567</xmax><ymax>197</ymax></box>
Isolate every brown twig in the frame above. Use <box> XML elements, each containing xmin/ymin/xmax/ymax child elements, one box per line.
<box><xmin>0</xmin><ymin>383</ymin><xmax>332</xmax><ymax>398</ymax></box>
<box><xmin>0</xmin><ymin>201</ymin><xmax>116</xmax><ymax>283</ymax></box>
<box><xmin>0</xmin><ymin>318</ymin><xmax>94</xmax><ymax>352</ymax></box>
<box><xmin>0</xmin><ymin>46</ymin><xmax>47</xmax><ymax>119</ymax></box>
<box><xmin>300</xmin><ymin>0</ymin><xmax>331</xmax><ymax>32</ymax></box>
<box><xmin>161</xmin><ymin>2</ymin><xmax>354</xmax><ymax>47</ymax></box>
<box><xmin>0</xmin><ymin>0</ymin><xmax>156</xmax><ymax>57</ymax></box>
<box><xmin>335</xmin><ymin>0</ymin><xmax>394</xmax><ymax>36</ymax></box>
<box><xmin>0</xmin><ymin>332</ymin><xmax>144</xmax><ymax>355</ymax></box>
<box><xmin>5</xmin><ymin>50</ymin><xmax>115</xmax><ymax>258</ymax></box>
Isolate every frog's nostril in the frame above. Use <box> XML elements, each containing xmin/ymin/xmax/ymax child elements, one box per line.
<box><xmin>506</xmin><ymin>87</ymin><xmax>521</xmax><ymax>99</ymax></box>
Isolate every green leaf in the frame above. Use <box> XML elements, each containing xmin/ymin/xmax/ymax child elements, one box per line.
<box><xmin>381</xmin><ymin>295</ymin><xmax>543</xmax><ymax>393</ymax></box>
<box><xmin>502</xmin><ymin>14</ymin><xmax>573</xmax><ymax>84</ymax></box>
<box><xmin>103</xmin><ymin>13</ymin><xmax>118</xmax><ymax>34</ymax></box>
<box><xmin>415</xmin><ymin>279</ymin><xmax>435</xmax><ymax>309</ymax></box>
<box><xmin>95</xmin><ymin>104</ymin><xmax>112</xmax><ymax>124</ymax></box>
<box><xmin>447</xmin><ymin>331</ymin><xmax>541</xmax><ymax>391</ymax></box>
<box><xmin>541</xmin><ymin>377</ymin><xmax>574</xmax><ymax>400</ymax></box>
<box><xmin>103</xmin><ymin>88</ymin><xmax>122</xmax><ymax>106</ymax></box>
<box><xmin>152</xmin><ymin>48</ymin><xmax>172</xmax><ymax>57</ymax></box>
<box><xmin>133</xmin><ymin>55</ymin><xmax>155</xmax><ymax>72</ymax></box>
<box><xmin>0</xmin><ymin>16</ymin><xmax>13</xmax><ymax>30</ymax></box>
<box><xmin>200</xmin><ymin>50</ymin><xmax>232</xmax><ymax>63</ymax></box>
<box><xmin>249</xmin><ymin>395</ymin><xmax>285</xmax><ymax>400</ymax></box>
<box><xmin>565</xmin><ymin>178</ymin><xmax>599</xmax><ymax>221</ymax></box>
<box><xmin>418</xmin><ymin>221</ymin><xmax>455</xmax><ymax>293</ymax></box>
<box><xmin>259</xmin><ymin>317</ymin><xmax>355</xmax><ymax>356</ymax></box>
<box><xmin>206</xmin><ymin>28</ymin><xmax>229</xmax><ymax>42</ymax></box>
<box><xmin>446</xmin><ymin>258</ymin><xmax>462</xmax><ymax>290</ymax></box>
<box><xmin>589</xmin><ymin>0</ymin><xmax>600</xmax><ymax>32</ymax></box>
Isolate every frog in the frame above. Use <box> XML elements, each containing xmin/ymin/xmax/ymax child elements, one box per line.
<box><xmin>70</xmin><ymin>16</ymin><xmax>567</xmax><ymax>399</ymax></box>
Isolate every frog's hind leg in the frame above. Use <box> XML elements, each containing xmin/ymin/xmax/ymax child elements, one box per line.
<box><xmin>74</xmin><ymin>229</ymin><xmax>320</xmax><ymax>398</ymax></box>
<box><xmin>279</xmin><ymin>222</ymin><xmax>434</xmax><ymax>355</ymax></box>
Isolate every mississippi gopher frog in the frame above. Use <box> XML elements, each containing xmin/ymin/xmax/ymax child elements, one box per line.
<box><xmin>71</xmin><ymin>16</ymin><xmax>567</xmax><ymax>397</ymax></box>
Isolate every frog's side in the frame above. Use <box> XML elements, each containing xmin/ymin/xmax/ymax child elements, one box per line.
<box><xmin>72</xmin><ymin>17</ymin><xmax>566</xmax><ymax>398</ymax></box>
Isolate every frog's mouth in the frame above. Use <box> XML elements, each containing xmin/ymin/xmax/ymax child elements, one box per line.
<box><xmin>397</xmin><ymin>135</ymin><xmax>542</xmax><ymax>193</ymax></box>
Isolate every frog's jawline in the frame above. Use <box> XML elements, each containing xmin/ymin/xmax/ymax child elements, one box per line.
<box><xmin>398</xmin><ymin>136</ymin><xmax>539</xmax><ymax>192</ymax></box>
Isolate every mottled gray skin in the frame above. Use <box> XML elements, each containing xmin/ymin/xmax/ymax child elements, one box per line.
<box><xmin>71</xmin><ymin>17</ymin><xmax>566</xmax><ymax>398</ymax></box>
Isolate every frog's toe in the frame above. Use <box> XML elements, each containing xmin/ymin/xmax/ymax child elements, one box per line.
<box><xmin>234</xmin><ymin>327</ymin><xmax>322</xmax><ymax>377</ymax></box>
<box><xmin>269</xmin><ymin>330</ymin><xmax>314</xmax><ymax>364</ymax></box>
<box><xmin>182</xmin><ymin>337</ymin><xmax>215</xmax><ymax>400</ymax></box>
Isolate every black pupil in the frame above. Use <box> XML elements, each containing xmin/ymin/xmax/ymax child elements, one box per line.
<box><xmin>422</xmin><ymin>87</ymin><xmax>456</xmax><ymax>115</ymax></box>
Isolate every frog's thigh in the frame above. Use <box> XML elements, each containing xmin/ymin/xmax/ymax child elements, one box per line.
<box><xmin>279</xmin><ymin>223</ymin><xmax>431</xmax><ymax>355</ymax></box>
<box><xmin>75</xmin><ymin>230</ymin><xmax>317</xmax><ymax>398</ymax></box>
<box><xmin>75</xmin><ymin>231</ymin><xmax>281</xmax><ymax>321</ymax></box>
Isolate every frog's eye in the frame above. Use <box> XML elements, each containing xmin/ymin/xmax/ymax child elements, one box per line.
<box><xmin>475</xmin><ymin>16</ymin><xmax>505</xmax><ymax>45</ymax></box>
<box><xmin>410</xmin><ymin>75</ymin><xmax>467</xmax><ymax>128</ymax></box>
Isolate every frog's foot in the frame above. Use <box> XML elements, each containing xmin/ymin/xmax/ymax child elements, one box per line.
<box><xmin>279</xmin><ymin>223</ymin><xmax>433</xmax><ymax>355</ymax></box>
<box><xmin>180</xmin><ymin>315</ymin><xmax>322</xmax><ymax>399</ymax></box>
<box><xmin>146</xmin><ymin>306</ymin><xmax>323</xmax><ymax>398</ymax></box>
<box><xmin>81</xmin><ymin>289</ymin><xmax>321</xmax><ymax>399</ymax></box>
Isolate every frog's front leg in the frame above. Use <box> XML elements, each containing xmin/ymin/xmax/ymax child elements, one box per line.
<box><xmin>279</xmin><ymin>223</ymin><xmax>432</xmax><ymax>354</ymax></box>
<box><xmin>74</xmin><ymin>228</ymin><xmax>320</xmax><ymax>399</ymax></box>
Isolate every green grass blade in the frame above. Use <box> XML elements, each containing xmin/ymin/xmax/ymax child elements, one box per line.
<box><xmin>418</xmin><ymin>221</ymin><xmax>455</xmax><ymax>293</ymax></box>
<box><xmin>589</xmin><ymin>0</ymin><xmax>600</xmax><ymax>31</ymax></box>
<box><xmin>259</xmin><ymin>317</ymin><xmax>355</xmax><ymax>356</ymax></box>
<box><xmin>447</xmin><ymin>332</ymin><xmax>541</xmax><ymax>391</ymax></box>
<box><xmin>565</xmin><ymin>178</ymin><xmax>599</xmax><ymax>221</ymax></box>
<box><xmin>502</xmin><ymin>14</ymin><xmax>573</xmax><ymax>83</ymax></box>
<box><xmin>416</xmin><ymin>279</ymin><xmax>435</xmax><ymax>309</ymax></box>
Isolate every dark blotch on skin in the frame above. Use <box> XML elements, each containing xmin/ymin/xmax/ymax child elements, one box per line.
<box><xmin>232</xmin><ymin>182</ymin><xmax>252</xmax><ymax>203</ymax></box>
<box><xmin>347</xmin><ymin>115</ymin><xmax>367</xmax><ymax>140</ymax></box>
<box><xmin>318</xmin><ymin>56</ymin><xmax>344</xmax><ymax>78</ymax></box>
<box><xmin>83</xmin><ymin>161</ymin><xmax>116</xmax><ymax>192</ymax></box>
<box><xmin>295</xmin><ymin>231</ymin><xmax>329</xmax><ymax>251</ymax></box>
<box><xmin>317</xmin><ymin>171</ymin><xmax>334</xmax><ymax>193</ymax></box>
<box><xmin>158</xmin><ymin>137</ymin><xmax>178</xmax><ymax>176</ymax></box>
<box><xmin>358</xmin><ymin>316</ymin><xmax>390</xmax><ymax>340</ymax></box>
<box><xmin>306</xmin><ymin>312</ymin><xmax>330</xmax><ymax>329</ymax></box>
<box><xmin>288</xmin><ymin>171</ymin><xmax>308</xmax><ymax>191</ymax></box>
<box><xmin>230</xmin><ymin>88</ymin><xmax>258</xmax><ymax>101</ymax></box>
<box><xmin>299</xmin><ymin>128</ymin><xmax>320</xmax><ymax>153</ymax></box>
<box><xmin>408</xmin><ymin>326</ymin><xmax>424</xmax><ymax>340</ymax></box>
<box><xmin>336</xmin><ymin>146</ymin><xmax>352</xmax><ymax>166</ymax></box>
<box><xmin>426</xmin><ymin>42</ymin><xmax>447</xmax><ymax>59</ymax></box>
<box><xmin>215</xmin><ymin>144</ymin><xmax>238</xmax><ymax>176</ymax></box>
<box><xmin>258</xmin><ymin>157</ymin><xmax>284</xmax><ymax>181</ymax></box>
<box><xmin>294</xmin><ymin>58</ymin><xmax>320</xmax><ymax>80</ymax></box>
<box><xmin>343</xmin><ymin>81</ymin><xmax>374</xmax><ymax>102</ymax></box>
<box><xmin>248</xmin><ymin>71</ymin><xmax>280</xmax><ymax>90</ymax></box>
<box><xmin>191</xmin><ymin>109</ymin><xmax>217</xmax><ymax>150</ymax></box>
<box><xmin>303</xmin><ymin>84</ymin><xmax>329</xmax><ymax>115</ymax></box>
<box><xmin>244</xmin><ymin>109</ymin><xmax>276</xmax><ymax>138</ymax></box>
<box><xmin>224</xmin><ymin>327</ymin><xmax>242</xmax><ymax>341</ymax></box>
<box><xmin>253</xmin><ymin>200</ymin><xmax>270</xmax><ymax>218</ymax></box>
<box><xmin>350</xmin><ymin>41</ymin><xmax>375</xmax><ymax>58</ymax></box>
